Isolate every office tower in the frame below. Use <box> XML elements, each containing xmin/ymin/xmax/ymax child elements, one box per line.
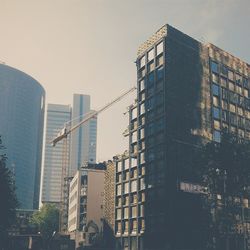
<box><xmin>68</xmin><ymin>163</ymin><xmax>105</xmax><ymax>248</ymax></box>
<box><xmin>69</xmin><ymin>94</ymin><xmax>97</xmax><ymax>175</ymax></box>
<box><xmin>40</xmin><ymin>104</ymin><xmax>71</xmax><ymax>205</ymax></box>
<box><xmin>114</xmin><ymin>24</ymin><xmax>249</xmax><ymax>249</ymax></box>
<box><xmin>0</xmin><ymin>64</ymin><xmax>45</xmax><ymax>209</ymax></box>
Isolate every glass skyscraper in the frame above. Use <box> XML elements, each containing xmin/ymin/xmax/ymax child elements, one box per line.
<box><xmin>0</xmin><ymin>63</ymin><xmax>45</xmax><ymax>209</ymax></box>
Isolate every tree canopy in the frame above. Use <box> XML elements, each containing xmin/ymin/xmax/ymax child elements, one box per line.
<box><xmin>0</xmin><ymin>136</ymin><xmax>18</xmax><ymax>248</ymax></box>
<box><xmin>30</xmin><ymin>203</ymin><xmax>59</xmax><ymax>243</ymax></box>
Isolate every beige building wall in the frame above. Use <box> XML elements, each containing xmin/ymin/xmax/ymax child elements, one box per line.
<box><xmin>86</xmin><ymin>169</ymin><xmax>105</xmax><ymax>229</ymax></box>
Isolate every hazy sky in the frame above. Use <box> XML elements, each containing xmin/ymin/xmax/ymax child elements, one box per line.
<box><xmin>0</xmin><ymin>0</ymin><xmax>249</xmax><ymax>161</ymax></box>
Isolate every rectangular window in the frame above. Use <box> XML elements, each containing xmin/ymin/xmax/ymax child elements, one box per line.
<box><xmin>236</xmin><ymin>85</ymin><xmax>242</xmax><ymax>95</ymax></box>
<box><xmin>123</xmin><ymin>182</ymin><xmax>129</xmax><ymax>194</ymax></box>
<box><xmin>140</xmin><ymin>152</ymin><xmax>145</xmax><ymax>164</ymax></box>
<box><xmin>238</xmin><ymin>117</ymin><xmax>245</xmax><ymax>128</ymax></box>
<box><xmin>221</xmin><ymin>65</ymin><xmax>228</xmax><ymax>77</ymax></box>
<box><xmin>221</xmin><ymin>77</ymin><xmax>227</xmax><ymax>87</ymax></box>
<box><xmin>156</xmin><ymin>54</ymin><xmax>163</xmax><ymax>66</ymax></box>
<box><xmin>148</xmin><ymin>72</ymin><xmax>154</xmax><ymax>87</ymax></box>
<box><xmin>156</xmin><ymin>66</ymin><xmax>164</xmax><ymax>81</ymax></box>
<box><xmin>211</xmin><ymin>61</ymin><xmax>219</xmax><ymax>74</ymax></box>
<box><xmin>228</xmin><ymin>70</ymin><xmax>234</xmax><ymax>81</ymax></box>
<box><xmin>138</xmin><ymin>67</ymin><xmax>145</xmax><ymax>79</ymax></box>
<box><xmin>116</xmin><ymin>208</ymin><xmax>121</xmax><ymax>219</ymax></box>
<box><xmin>238</xmin><ymin>129</ymin><xmax>245</xmax><ymax>138</ymax></box>
<box><xmin>131</xmin><ymin>180</ymin><xmax>137</xmax><ymax>192</ymax></box>
<box><xmin>229</xmin><ymin>104</ymin><xmax>236</xmax><ymax>113</ymax></box>
<box><xmin>140</xmin><ymin>178</ymin><xmax>145</xmax><ymax>190</ymax></box>
<box><xmin>132</xmin><ymin>107</ymin><xmax>137</xmax><ymax>119</ymax></box>
<box><xmin>244</xmin><ymin>88</ymin><xmax>249</xmax><ymax>98</ymax></box>
<box><xmin>213</xmin><ymin>130</ymin><xmax>221</xmax><ymax>143</ymax></box>
<box><xmin>229</xmin><ymin>81</ymin><xmax>235</xmax><ymax>91</ymax></box>
<box><xmin>214</xmin><ymin>120</ymin><xmax>220</xmax><ymax>130</ymax></box>
<box><xmin>139</xmin><ymin>79</ymin><xmax>145</xmax><ymax>91</ymax></box>
<box><xmin>124</xmin><ymin>159</ymin><xmax>129</xmax><ymax>170</ymax></box>
<box><xmin>148</xmin><ymin>48</ymin><xmax>154</xmax><ymax>61</ymax></box>
<box><xmin>212</xmin><ymin>84</ymin><xmax>220</xmax><ymax>96</ymax></box>
<box><xmin>230</xmin><ymin>113</ymin><xmax>237</xmax><ymax>126</ymax></box>
<box><xmin>139</xmin><ymin>56</ymin><xmax>145</xmax><ymax>68</ymax></box>
<box><xmin>212</xmin><ymin>73</ymin><xmax>219</xmax><ymax>84</ymax></box>
<box><xmin>123</xmin><ymin>208</ymin><xmax>129</xmax><ymax>219</ymax></box>
<box><xmin>139</xmin><ymin>92</ymin><xmax>145</xmax><ymax>102</ymax></box>
<box><xmin>221</xmin><ymin>100</ymin><xmax>228</xmax><ymax>110</ymax></box>
<box><xmin>156</xmin><ymin>41</ymin><xmax>163</xmax><ymax>55</ymax></box>
<box><xmin>222</xmin><ymin>88</ymin><xmax>228</xmax><ymax>100</ymax></box>
<box><xmin>147</xmin><ymin>61</ymin><xmax>154</xmax><ymax>73</ymax></box>
<box><xmin>236</xmin><ymin>74</ymin><xmax>242</xmax><ymax>85</ymax></box>
<box><xmin>213</xmin><ymin>96</ymin><xmax>219</xmax><ymax>107</ymax></box>
<box><xmin>243</xmin><ymin>77</ymin><xmax>249</xmax><ymax>88</ymax></box>
<box><xmin>213</xmin><ymin>107</ymin><xmax>220</xmax><ymax>119</ymax></box>
<box><xmin>131</xmin><ymin>206</ymin><xmax>137</xmax><ymax>218</ymax></box>
<box><xmin>132</xmin><ymin>131</ymin><xmax>137</xmax><ymax>143</ymax></box>
<box><xmin>116</xmin><ymin>184</ymin><xmax>122</xmax><ymax>196</ymax></box>
<box><xmin>238</xmin><ymin>107</ymin><xmax>243</xmax><ymax>116</ymax></box>
<box><xmin>140</xmin><ymin>103</ymin><xmax>145</xmax><ymax>115</ymax></box>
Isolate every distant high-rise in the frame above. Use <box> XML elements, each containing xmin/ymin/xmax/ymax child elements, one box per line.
<box><xmin>0</xmin><ymin>64</ymin><xmax>45</xmax><ymax>209</ymax></box>
<box><xmin>40</xmin><ymin>104</ymin><xmax>71</xmax><ymax>205</ymax></box>
<box><xmin>40</xmin><ymin>94</ymin><xmax>97</xmax><ymax>205</ymax></box>
<box><xmin>69</xmin><ymin>94</ymin><xmax>97</xmax><ymax>175</ymax></box>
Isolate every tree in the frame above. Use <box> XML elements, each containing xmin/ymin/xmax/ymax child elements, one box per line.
<box><xmin>0</xmin><ymin>136</ymin><xmax>18</xmax><ymax>249</ymax></box>
<box><xmin>30</xmin><ymin>204</ymin><xmax>59</xmax><ymax>248</ymax></box>
<box><xmin>193</xmin><ymin>132</ymin><xmax>250</xmax><ymax>250</ymax></box>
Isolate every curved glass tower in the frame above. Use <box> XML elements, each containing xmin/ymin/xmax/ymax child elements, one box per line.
<box><xmin>0</xmin><ymin>64</ymin><xmax>45</xmax><ymax>209</ymax></box>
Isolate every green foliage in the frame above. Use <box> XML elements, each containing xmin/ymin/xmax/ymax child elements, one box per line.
<box><xmin>30</xmin><ymin>204</ymin><xmax>59</xmax><ymax>242</ymax></box>
<box><xmin>0</xmin><ymin>136</ymin><xmax>18</xmax><ymax>246</ymax></box>
<box><xmin>193</xmin><ymin>132</ymin><xmax>250</xmax><ymax>249</ymax></box>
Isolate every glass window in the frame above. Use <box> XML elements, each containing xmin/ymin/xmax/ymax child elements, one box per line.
<box><xmin>229</xmin><ymin>104</ymin><xmax>236</xmax><ymax>113</ymax></box>
<box><xmin>132</xmin><ymin>131</ymin><xmax>137</xmax><ymax>142</ymax></box>
<box><xmin>132</xmin><ymin>108</ymin><xmax>137</xmax><ymax>119</ymax></box>
<box><xmin>148</xmin><ymin>49</ymin><xmax>154</xmax><ymax>61</ymax></box>
<box><xmin>212</xmin><ymin>84</ymin><xmax>220</xmax><ymax>96</ymax></box>
<box><xmin>156</xmin><ymin>66</ymin><xmax>164</xmax><ymax>81</ymax></box>
<box><xmin>131</xmin><ymin>180</ymin><xmax>137</xmax><ymax>192</ymax></box>
<box><xmin>213</xmin><ymin>107</ymin><xmax>220</xmax><ymax>119</ymax></box>
<box><xmin>140</xmin><ymin>103</ymin><xmax>145</xmax><ymax>115</ymax></box>
<box><xmin>139</xmin><ymin>92</ymin><xmax>145</xmax><ymax>102</ymax></box>
<box><xmin>230</xmin><ymin>126</ymin><xmax>236</xmax><ymax>133</ymax></box>
<box><xmin>236</xmin><ymin>85</ymin><xmax>242</xmax><ymax>95</ymax></box>
<box><xmin>156</xmin><ymin>54</ymin><xmax>163</xmax><ymax>66</ymax></box>
<box><xmin>116</xmin><ymin>184</ymin><xmax>122</xmax><ymax>196</ymax></box>
<box><xmin>238</xmin><ymin>129</ymin><xmax>244</xmax><ymax>138</ymax></box>
<box><xmin>238</xmin><ymin>107</ymin><xmax>243</xmax><ymax>116</ymax></box>
<box><xmin>211</xmin><ymin>61</ymin><xmax>219</xmax><ymax>73</ymax></box>
<box><xmin>138</xmin><ymin>67</ymin><xmax>145</xmax><ymax>79</ymax></box>
<box><xmin>147</xmin><ymin>61</ymin><xmax>154</xmax><ymax>73</ymax></box>
<box><xmin>139</xmin><ymin>79</ymin><xmax>145</xmax><ymax>91</ymax></box>
<box><xmin>117</xmin><ymin>162</ymin><xmax>122</xmax><ymax>172</ymax></box>
<box><xmin>238</xmin><ymin>117</ymin><xmax>245</xmax><ymax>128</ymax></box>
<box><xmin>131</xmin><ymin>158</ymin><xmax>137</xmax><ymax>167</ymax></box>
<box><xmin>213</xmin><ymin>96</ymin><xmax>219</xmax><ymax>107</ymax></box>
<box><xmin>228</xmin><ymin>70</ymin><xmax>234</xmax><ymax>81</ymax></box>
<box><xmin>116</xmin><ymin>208</ymin><xmax>121</xmax><ymax>219</ymax></box>
<box><xmin>221</xmin><ymin>100</ymin><xmax>228</xmax><ymax>110</ymax></box>
<box><xmin>139</xmin><ymin>56</ymin><xmax>145</xmax><ymax>68</ymax></box>
<box><xmin>148</xmin><ymin>72</ymin><xmax>154</xmax><ymax>87</ymax></box>
<box><xmin>243</xmin><ymin>77</ymin><xmax>249</xmax><ymax>88</ymax></box>
<box><xmin>236</xmin><ymin>74</ymin><xmax>242</xmax><ymax>85</ymax></box>
<box><xmin>245</xmin><ymin>110</ymin><xmax>250</xmax><ymax>119</ymax></box>
<box><xmin>140</xmin><ymin>178</ymin><xmax>145</xmax><ymax>190</ymax></box>
<box><xmin>244</xmin><ymin>88</ymin><xmax>249</xmax><ymax>98</ymax></box>
<box><xmin>221</xmin><ymin>65</ymin><xmax>228</xmax><ymax>77</ymax></box>
<box><xmin>131</xmin><ymin>206</ymin><xmax>137</xmax><ymax>218</ymax></box>
<box><xmin>229</xmin><ymin>81</ymin><xmax>234</xmax><ymax>91</ymax></box>
<box><xmin>230</xmin><ymin>113</ymin><xmax>237</xmax><ymax>126</ymax></box>
<box><xmin>140</xmin><ymin>152</ymin><xmax>145</xmax><ymax>164</ymax></box>
<box><xmin>222</xmin><ymin>88</ymin><xmax>228</xmax><ymax>100</ymax></box>
<box><xmin>140</xmin><ymin>128</ymin><xmax>145</xmax><ymax>139</ymax></box>
<box><xmin>124</xmin><ymin>159</ymin><xmax>129</xmax><ymax>170</ymax></box>
<box><xmin>123</xmin><ymin>207</ymin><xmax>129</xmax><ymax>219</ymax></box>
<box><xmin>222</xmin><ymin>110</ymin><xmax>228</xmax><ymax>122</ymax></box>
<box><xmin>221</xmin><ymin>77</ymin><xmax>227</xmax><ymax>87</ymax></box>
<box><xmin>212</xmin><ymin>73</ymin><xmax>219</xmax><ymax>84</ymax></box>
<box><xmin>123</xmin><ymin>182</ymin><xmax>129</xmax><ymax>194</ymax></box>
<box><xmin>156</xmin><ymin>41</ymin><xmax>163</xmax><ymax>55</ymax></box>
<box><xmin>214</xmin><ymin>120</ymin><xmax>220</xmax><ymax>130</ymax></box>
<box><xmin>213</xmin><ymin>130</ymin><xmax>221</xmax><ymax>143</ymax></box>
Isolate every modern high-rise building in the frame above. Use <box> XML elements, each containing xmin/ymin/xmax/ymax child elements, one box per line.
<box><xmin>40</xmin><ymin>94</ymin><xmax>97</xmax><ymax>206</ymax></box>
<box><xmin>40</xmin><ymin>104</ymin><xmax>71</xmax><ymax>205</ymax></box>
<box><xmin>0</xmin><ymin>63</ymin><xmax>45</xmax><ymax>209</ymax></box>
<box><xmin>114</xmin><ymin>24</ymin><xmax>249</xmax><ymax>250</ymax></box>
<box><xmin>70</xmin><ymin>94</ymin><xmax>97</xmax><ymax>175</ymax></box>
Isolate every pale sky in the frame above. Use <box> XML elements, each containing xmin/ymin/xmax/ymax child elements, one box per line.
<box><xmin>0</xmin><ymin>0</ymin><xmax>249</xmax><ymax>161</ymax></box>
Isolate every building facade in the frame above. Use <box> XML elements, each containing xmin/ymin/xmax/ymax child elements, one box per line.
<box><xmin>114</xmin><ymin>24</ymin><xmax>250</xmax><ymax>249</ymax></box>
<box><xmin>69</xmin><ymin>94</ymin><xmax>97</xmax><ymax>176</ymax></box>
<box><xmin>68</xmin><ymin>164</ymin><xmax>105</xmax><ymax>248</ymax></box>
<box><xmin>40</xmin><ymin>104</ymin><xmax>71</xmax><ymax>205</ymax></box>
<box><xmin>0</xmin><ymin>64</ymin><xmax>45</xmax><ymax>209</ymax></box>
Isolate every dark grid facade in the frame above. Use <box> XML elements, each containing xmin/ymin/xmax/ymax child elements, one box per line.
<box><xmin>114</xmin><ymin>24</ymin><xmax>249</xmax><ymax>250</ymax></box>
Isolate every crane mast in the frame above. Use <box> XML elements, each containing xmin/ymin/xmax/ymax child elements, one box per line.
<box><xmin>51</xmin><ymin>86</ymin><xmax>136</xmax><ymax>233</ymax></box>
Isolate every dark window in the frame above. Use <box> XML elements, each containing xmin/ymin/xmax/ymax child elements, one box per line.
<box><xmin>156</xmin><ymin>66</ymin><xmax>164</xmax><ymax>81</ymax></box>
<box><xmin>138</xmin><ymin>67</ymin><xmax>145</xmax><ymax>79</ymax></box>
<box><xmin>156</xmin><ymin>55</ymin><xmax>163</xmax><ymax>66</ymax></box>
<box><xmin>222</xmin><ymin>110</ymin><xmax>228</xmax><ymax>122</ymax></box>
<box><xmin>238</xmin><ymin>117</ymin><xmax>245</xmax><ymax>128</ymax></box>
<box><xmin>212</xmin><ymin>84</ymin><xmax>220</xmax><ymax>96</ymax></box>
<box><xmin>245</xmin><ymin>119</ymin><xmax>250</xmax><ymax>130</ymax></box>
<box><xmin>229</xmin><ymin>91</ymin><xmax>239</xmax><ymax>104</ymax></box>
<box><xmin>211</xmin><ymin>61</ymin><xmax>219</xmax><ymax>74</ymax></box>
<box><xmin>221</xmin><ymin>65</ymin><xmax>228</xmax><ymax>77</ymax></box>
<box><xmin>213</xmin><ymin>130</ymin><xmax>221</xmax><ymax>142</ymax></box>
<box><xmin>213</xmin><ymin>107</ymin><xmax>220</xmax><ymax>119</ymax></box>
<box><xmin>222</xmin><ymin>88</ymin><xmax>228</xmax><ymax>100</ymax></box>
<box><xmin>243</xmin><ymin>77</ymin><xmax>249</xmax><ymax>88</ymax></box>
<box><xmin>148</xmin><ymin>72</ymin><xmax>154</xmax><ymax>87</ymax></box>
<box><xmin>245</xmin><ymin>98</ymin><xmax>250</xmax><ymax>110</ymax></box>
<box><xmin>230</xmin><ymin>113</ymin><xmax>237</xmax><ymax>126</ymax></box>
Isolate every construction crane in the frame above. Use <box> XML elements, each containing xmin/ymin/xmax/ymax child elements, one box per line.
<box><xmin>51</xmin><ymin>86</ymin><xmax>136</xmax><ymax>233</ymax></box>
